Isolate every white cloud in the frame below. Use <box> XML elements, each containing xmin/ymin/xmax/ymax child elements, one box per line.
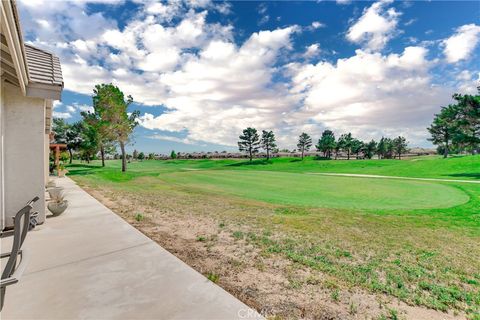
<box><xmin>455</xmin><ymin>70</ymin><xmax>480</xmax><ymax>94</ymax></box>
<box><xmin>77</xmin><ymin>104</ymin><xmax>94</xmax><ymax>113</ymax></box>
<box><xmin>19</xmin><ymin>0</ymin><xmax>469</xmax><ymax>148</ymax></box>
<box><xmin>53</xmin><ymin>101</ymin><xmax>63</xmax><ymax>109</ymax></box>
<box><xmin>286</xmin><ymin>46</ymin><xmax>451</xmax><ymax>145</ymax></box>
<box><xmin>53</xmin><ymin>111</ymin><xmax>72</xmax><ymax>119</ymax></box>
<box><xmin>442</xmin><ymin>24</ymin><xmax>480</xmax><ymax>63</ymax></box>
<box><xmin>304</xmin><ymin>43</ymin><xmax>320</xmax><ymax>58</ymax></box>
<box><xmin>147</xmin><ymin>133</ymin><xmax>197</xmax><ymax>145</ymax></box>
<box><xmin>259</xmin><ymin>15</ymin><xmax>270</xmax><ymax>25</ymax></box>
<box><xmin>66</xmin><ymin>105</ymin><xmax>76</xmax><ymax>113</ymax></box>
<box><xmin>61</xmin><ymin>103</ymin><xmax>94</xmax><ymax>116</ymax></box>
<box><xmin>306</xmin><ymin>21</ymin><xmax>325</xmax><ymax>32</ymax></box>
<box><xmin>346</xmin><ymin>0</ymin><xmax>400</xmax><ymax>51</ymax></box>
<box><xmin>138</xmin><ymin>26</ymin><xmax>300</xmax><ymax>145</ymax></box>
<box><xmin>311</xmin><ymin>21</ymin><xmax>325</xmax><ymax>29</ymax></box>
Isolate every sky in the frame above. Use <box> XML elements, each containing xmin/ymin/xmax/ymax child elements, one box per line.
<box><xmin>17</xmin><ymin>0</ymin><xmax>480</xmax><ymax>154</ymax></box>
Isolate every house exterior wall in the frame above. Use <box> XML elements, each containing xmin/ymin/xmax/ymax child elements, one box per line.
<box><xmin>45</xmin><ymin>133</ymin><xmax>49</xmax><ymax>185</ymax></box>
<box><xmin>0</xmin><ymin>81</ymin><xmax>5</xmax><ymax>230</ymax></box>
<box><xmin>2</xmin><ymin>82</ymin><xmax>46</xmax><ymax>228</ymax></box>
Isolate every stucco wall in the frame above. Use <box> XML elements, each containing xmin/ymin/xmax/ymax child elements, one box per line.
<box><xmin>0</xmin><ymin>81</ymin><xmax>5</xmax><ymax>230</ymax></box>
<box><xmin>2</xmin><ymin>83</ymin><xmax>46</xmax><ymax>228</ymax></box>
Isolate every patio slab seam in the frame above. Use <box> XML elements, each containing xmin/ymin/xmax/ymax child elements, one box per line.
<box><xmin>22</xmin><ymin>241</ymin><xmax>152</xmax><ymax>276</ymax></box>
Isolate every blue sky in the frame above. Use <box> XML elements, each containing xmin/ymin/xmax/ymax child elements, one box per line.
<box><xmin>18</xmin><ymin>0</ymin><xmax>480</xmax><ymax>154</ymax></box>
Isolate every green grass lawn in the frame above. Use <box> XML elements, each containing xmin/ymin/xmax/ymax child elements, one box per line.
<box><xmin>160</xmin><ymin>170</ymin><xmax>468</xmax><ymax>210</ymax></box>
<box><xmin>68</xmin><ymin>154</ymin><xmax>480</xmax><ymax>181</ymax></box>
<box><xmin>66</xmin><ymin>155</ymin><xmax>480</xmax><ymax>317</ymax></box>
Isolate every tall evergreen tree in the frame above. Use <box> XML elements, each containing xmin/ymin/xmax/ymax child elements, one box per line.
<box><xmin>238</xmin><ymin>127</ymin><xmax>260</xmax><ymax>161</ymax></box>
<box><xmin>385</xmin><ymin>138</ymin><xmax>394</xmax><ymax>159</ymax></box>
<box><xmin>427</xmin><ymin>104</ymin><xmax>458</xmax><ymax>158</ymax></box>
<box><xmin>79</xmin><ymin>121</ymin><xmax>98</xmax><ymax>163</ymax></box>
<box><xmin>261</xmin><ymin>130</ymin><xmax>276</xmax><ymax>160</ymax></box>
<box><xmin>316</xmin><ymin>130</ymin><xmax>336</xmax><ymax>158</ymax></box>
<box><xmin>376</xmin><ymin>137</ymin><xmax>394</xmax><ymax>159</ymax></box>
<box><xmin>452</xmin><ymin>91</ymin><xmax>480</xmax><ymax>154</ymax></box>
<box><xmin>377</xmin><ymin>137</ymin><xmax>387</xmax><ymax>159</ymax></box>
<box><xmin>363</xmin><ymin>139</ymin><xmax>377</xmax><ymax>159</ymax></box>
<box><xmin>297</xmin><ymin>132</ymin><xmax>312</xmax><ymax>160</ymax></box>
<box><xmin>338</xmin><ymin>133</ymin><xmax>354</xmax><ymax>160</ymax></box>
<box><xmin>392</xmin><ymin>136</ymin><xmax>408</xmax><ymax>159</ymax></box>
<box><xmin>351</xmin><ymin>138</ymin><xmax>364</xmax><ymax>159</ymax></box>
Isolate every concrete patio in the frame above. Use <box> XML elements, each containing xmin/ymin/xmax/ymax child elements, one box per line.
<box><xmin>1</xmin><ymin>177</ymin><xmax>262</xmax><ymax>319</ymax></box>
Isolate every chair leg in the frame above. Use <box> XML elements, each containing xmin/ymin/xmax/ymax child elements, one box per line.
<box><xmin>0</xmin><ymin>286</ymin><xmax>6</xmax><ymax>311</ymax></box>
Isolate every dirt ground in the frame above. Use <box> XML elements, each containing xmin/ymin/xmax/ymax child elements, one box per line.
<box><xmin>81</xmin><ymin>184</ymin><xmax>466</xmax><ymax>320</ymax></box>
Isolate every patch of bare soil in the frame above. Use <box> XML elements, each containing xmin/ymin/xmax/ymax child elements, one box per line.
<box><xmin>83</xmin><ymin>185</ymin><xmax>464</xmax><ymax>320</ymax></box>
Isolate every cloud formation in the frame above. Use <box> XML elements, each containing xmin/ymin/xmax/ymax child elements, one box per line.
<box><xmin>17</xmin><ymin>0</ymin><xmax>479</xmax><ymax>148</ymax></box>
<box><xmin>287</xmin><ymin>47</ymin><xmax>451</xmax><ymax>143</ymax></box>
<box><xmin>442</xmin><ymin>24</ymin><xmax>480</xmax><ymax>63</ymax></box>
<box><xmin>346</xmin><ymin>0</ymin><xmax>400</xmax><ymax>51</ymax></box>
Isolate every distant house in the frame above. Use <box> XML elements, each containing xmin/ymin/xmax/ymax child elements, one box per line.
<box><xmin>1</xmin><ymin>0</ymin><xmax>63</xmax><ymax>230</ymax></box>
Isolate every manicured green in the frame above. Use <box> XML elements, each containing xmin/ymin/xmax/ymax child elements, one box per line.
<box><xmin>159</xmin><ymin>170</ymin><xmax>468</xmax><ymax>210</ymax></box>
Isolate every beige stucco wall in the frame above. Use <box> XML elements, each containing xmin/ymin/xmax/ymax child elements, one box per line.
<box><xmin>45</xmin><ymin>133</ymin><xmax>49</xmax><ymax>185</ymax></box>
<box><xmin>2</xmin><ymin>82</ymin><xmax>46</xmax><ymax>228</ymax></box>
<box><xmin>0</xmin><ymin>81</ymin><xmax>5</xmax><ymax>230</ymax></box>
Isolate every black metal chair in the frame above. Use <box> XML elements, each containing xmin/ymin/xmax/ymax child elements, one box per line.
<box><xmin>0</xmin><ymin>196</ymin><xmax>39</xmax><ymax>311</ymax></box>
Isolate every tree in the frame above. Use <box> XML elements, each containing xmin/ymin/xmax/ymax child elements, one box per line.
<box><xmin>297</xmin><ymin>132</ymin><xmax>312</xmax><ymax>160</ymax></box>
<box><xmin>138</xmin><ymin>152</ymin><xmax>145</xmax><ymax>161</ymax></box>
<box><xmin>65</xmin><ymin>122</ymin><xmax>84</xmax><ymax>163</ymax></box>
<box><xmin>148</xmin><ymin>153</ymin><xmax>155</xmax><ymax>160</ymax></box>
<box><xmin>59</xmin><ymin>151</ymin><xmax>69</xmax><ymax>163</ymax></box>
<box><xmin>333</xmin><ymin>143</ymin><xmax>340</xmax><ymax>160</ymax></box>
<box><xmin>452</xmin><ymin>90</ymin><xmax>480</xmax><ymax>154</ymax></box>
<box><xmin>52</xmin><ymin>118</ymin><xmax>69</xmax><ymax>143</ymax></box>
<box><xmin>338</xmin><ymin>133</ymin><xmax>353</xmax><ymax>160</ymax></box>
<box><xmin>351</xmin><ymin>138</ymin><xmax>364</xmax><ymax>159</ymax></box>
<box><xmin>79</xmin><ymin>121</ymin><xmax>98</xmax><ymax>163</ymax></box>
<box><xmin>133</xmin><ymin>149</ymin><xmax>139</xmax><ymax>160</ymax></box>
<box><xmin>316</xmin><ymin>130</ymin><xmax>336</xmax><ymax>158</ymax></box>
<box><xmin>392</xmin><ymin>136</ymin><xmax>408</xmax><ymax>159</ymax></box>
<box><xmin>376</xmin><ymin>137</ymin><xmax>394</xmax><ymax>159</ymax></box>
<box><xmin>385</xmin><ymin>138</ymin><xmax>394</xmax><ymax>159</ymax></box>
<box><xmin>81</xmin><ymin>109</ymin><xmax>114</xmax><ymax>167</ymax></box>
<box><xmin>52</xmin><ymin>118</ymin><xmax>82</xmax><ymax>164</ymax></box>
<box><xmin>170</xmin><ymin>150</ymin><xmax>177</xmax><ymax>159</ymax></box>
<box><xmin>377</xmin><ymin>137</ymin><xmax>387</xmax><ymax>159</ymax></box>
<box><xmin>427</xmin><ymin>104</ymin><xmax>458</xmax><ymax>158</ymax></box>
<box><xmin>363</xmin><ymin>139</ymin><xmax>377</xmax><ymax>159</ymax></box>
<box><xmin>91</xmin><ymin>84</ymin><xmax>139</xmax><ymax>172</ymax></box>
<box><xmin>261</xmin><ymin>130</ymin><xmax>276</xmax><ymax>160</ymax></box>
<box><xmin>238</xmin><ymin>127</ymin><xmax>260</xmax><ymax>161</ymax></box>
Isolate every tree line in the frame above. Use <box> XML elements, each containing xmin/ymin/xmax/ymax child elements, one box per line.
<box><xmin>53</xmin><ymin>84</ymin><xmax>139</xmax><ymax>172</ymax></box>
<box><xmin>238</xmin><ymin>127</ymin><xmax>409</xmax><ymax>161</ymax></box>
<box><xmin>428</xmin><ymin>89</ymin><xmax>479</xmax><ymax>157</ymax></box>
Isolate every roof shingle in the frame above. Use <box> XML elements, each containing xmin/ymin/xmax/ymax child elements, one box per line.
<box><xmin>24</xmin><ymin>44</ymin><xmax>63</xmax><ymax>87</ymax></box>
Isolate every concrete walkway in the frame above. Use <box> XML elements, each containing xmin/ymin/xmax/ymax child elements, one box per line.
<box><xmin>1</xmin><ymin>177</ymin><xmax>262</xmax><ymax>319</ymax></box>
<box><xmin>305</xmin><ymin>172</ymin><xmax>480</xmax><ymax>184</ymax></box>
